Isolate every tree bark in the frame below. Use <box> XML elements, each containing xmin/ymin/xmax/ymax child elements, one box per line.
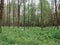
<box><xmin>13</xmin><ymin>0</ymin><xmax>15</xmax><ymax>27</ymax></box>
<box><xmin>28</xmin><ymin>0</ymin><xmax>30</xmax><ymax>29</ymax></box>
<box><xmin>18</xmin><ymin>0</ymin><xmax>20</xmax><ymax>27</ymax></box>
<box><xmin>55</xmin><ymin>0</ymin><xmax>59</xmax><ymax>29</ymax></box>
<box><xmin>23</xmin><ymin>0</ymin><xmax>26</xmax><ymax>30</ymax></box>
<box><xmin>40</xmin><ymin>0</ymin><xmax>44</xmax><ymax>30</ymax></box>
<box><xmin>0</xmin><ymin>0</ymin><xmax>4</xmax><ymax>33</ymax></box>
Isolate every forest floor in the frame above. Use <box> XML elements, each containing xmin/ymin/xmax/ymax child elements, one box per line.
<box><xmin>0</xmin><ymin>26</ymin><xmax>60</xmax><ymax>45</ymax></box>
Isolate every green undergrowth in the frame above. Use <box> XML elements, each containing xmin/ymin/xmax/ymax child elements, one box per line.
<box><xmin>0</xmin><ymin>26</ymin><xmax>60</xmax><ymax>45</ymax></box>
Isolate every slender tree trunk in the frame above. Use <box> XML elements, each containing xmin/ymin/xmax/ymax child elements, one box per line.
<box><xmin>0</xmin><ymin>0</ymin><xmax>4</xmax><ymax>33</ymax></box>
<box><xmin>7</xmin><ymin>0</ymin><xmax>10</xmax><ymax>26</ymax></box>
<box><xmin>55</xmin><ymin>0</ymin><xmax>59</xmax><ymax>29</ymax></box>
<box><xmin>31</xmin><ymin>0</ymin><xmax>34</xmax><ymax>27</ymax></box>
<box><xmin>7</xmin><ymin>0</ymin><xmax>8</xmax><ymax>26</ymax></box>
<box><xmin>18</xmin><ymin>0</ymin><xmax>20</xmax><ymax>27</ymax></box>
<box><xmin>31</xmin><ymin>0</ymin><xmax>32</xmax><ymax>27</ymax></box>
<box><xmin>13</xmin><ymin>0</ymin><xmax>15</xmax><ymax>27</ymax></box>
<box><xmin>2</xmin><ymin>2</ymin><xmax>4</xmax><ymax>26</ymax></box>
<box><xmin>58</xmin><ymin>4</ymin><xmax>60</xmax><ymax>25</ymax></box>
<box><xmin>54</xmin><ymin>13</ymin><xmax>56</xmax><ymax>28</ymax></box>
<box><xmin>28</xmin><ymin>0</ymin><xmax>30</xmax><ymax>29</ymax></box>
<box><xmin>9</xmin><ymin>0</ymin><xmax>11</xmax><ymax>27</ymax></box>
<box><xmin>23</xmin><ymin>0</ymin><xmax>26</xmax><ymax>30</ymax></box>
<box><xmin>40</xmin><ymin>0</ymin><xmax>44</xmax><ymax>30</ymax></box>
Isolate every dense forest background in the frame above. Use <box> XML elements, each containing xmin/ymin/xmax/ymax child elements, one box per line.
<box><xmin>2</xmin><ymin>0</ymin><xmax>60</xmax><ymax>27</ymax></box>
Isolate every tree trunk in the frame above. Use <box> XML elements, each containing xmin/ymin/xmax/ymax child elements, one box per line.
<box><xmin>18</xmin><ymin>0</ymin><xmax>20</xmax><ymax>27</ymax></box>
<box><xmin>28</xmin><ymin>0</ymin><xmax>30</xmax><ymax>29</ymax></box>
<box><xmin>40</xmin><ymin>0</ymin><xmax>44</xmax><ymax>30</ymax></box>
<box><xmin>13</xmin><ymin>0</ymin><xmax>15</xmax><ymax>27</ymax></box>
<box><xmin>55</xmin><ymin>0</ymin><xmax>59</xmax><ymax>29</ymax></box>
<box><xmin>23</xmin><ymin>0</ymin><xmax>26</xmax><ymax>30</ymax></box>
<box><xmin>0</xmin><ymin>0</ymin><xmax>4</xmax><ymax>33</ymax></box>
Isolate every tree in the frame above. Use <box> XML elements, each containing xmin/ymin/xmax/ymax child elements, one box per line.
<box><xmin>7</xmin><ymin>0</ymin><xmax>11</xmax><ymax>26</ymax></box>
<box><xmin>31</xmin><ymin>0</ymin><xmax>36</xmax><ymax>26</ymax></box>
<box><xmin>17</xmin><ymin>0</ymin><xmax>20</xmax><ymax>27</ymax></box>
<box><xmin>28</xmin><ymin>0</ymin><xmax>30</xmax><ymax>28</ymax></box>
<box><xmin>23</xmin><ymin>0</ymin><xmax>26</xmax><ymax>30</ymax></box>
<box><xmin>0</xmin><ymin>0</ymin><xmax>4</xmax><ymax>33</ymax></box>
<box><xmin>40</xmin><ymin>0</ymin><xmax>44</xmax><ymax>29</ymax></box>
<box><xmin>55</xmin><ymin>0</ymin><xmax>59</xmax><ymax>29</ymax></box>
<box><xmin>38</xmin><ymin>0</ymin><xmax>51</xmax><ymax>27</ymax></box>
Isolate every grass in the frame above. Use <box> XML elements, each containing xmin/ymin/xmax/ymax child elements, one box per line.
<box><xmin>0</xmin><ymin>26</ymin><xmax>60</xmax><ymax>45</ymax></box>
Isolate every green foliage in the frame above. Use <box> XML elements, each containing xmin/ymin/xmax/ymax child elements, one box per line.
<box><xmin>0</xmin><ymin>27</ymin><xmax>60</xmax><ymax>45</ymax></box>
<box><xmin>52</xmin><ymin>30</ymin><xmax>60</xmax><ymax>40</ymax></box>
<box><xmin>3</xmin><ymin>0</ymin><xmax>52</xmax><ymax>26</ymax></box>
<box><xmin>38</xmin><ymin>0</ymin><xmax>52</xmax><ymax>24</ymax></box>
